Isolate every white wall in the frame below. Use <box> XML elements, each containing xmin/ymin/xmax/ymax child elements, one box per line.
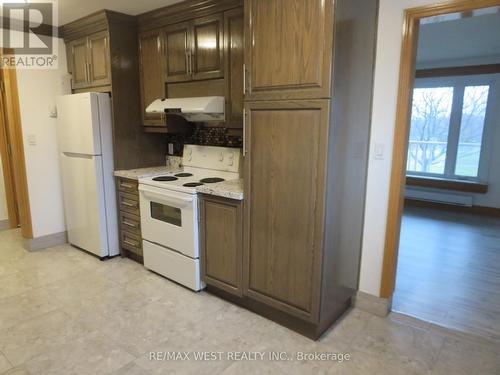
<box><xmin>0</xmin><ymin>155</ymin><xmax>8</xmax><ymax>222</ymax></box>
<box><xmin>358</xmin><ymin>0</ymin><xmax>448</xmax><ymax>297</ymax></box>
<box><xmin>15</xmin><ymin>38</ymin><xmax>70</xmax><ymax>238</ymax></box>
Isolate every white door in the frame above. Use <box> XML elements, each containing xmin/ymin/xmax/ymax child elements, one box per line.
<box><xmin>56</xmin><ymin>93</ymin><xmax>102</xmax><ymax>155</ymax></box>
<box><xmin>60</xmin><ymin>153</ymin><xmax>109</xmax><ymax>257</ymax></box>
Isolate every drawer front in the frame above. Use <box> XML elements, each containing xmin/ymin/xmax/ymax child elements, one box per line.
<box><xmin>118</xmin><ymin>191</ymin><xmax>140</xmax><ymax>215</ymax></box>
<box><xmin>119</xmin><ymin>211</ymin><xmax>141</xmax><ymax>236</ymax></box>
<box><xmin>143</xmin><ymin>240</ymin><xmax>203</xmax><ymax>291</ymax></box>
<box><xmin>117</xmin><ymin>178</ymin><xmax>139</xmax><ymax>194</ymax></box>
<box><xmin>121</xmin><ymin>231</ymin><xmax>142</xmax><ymax>255</ymax></box>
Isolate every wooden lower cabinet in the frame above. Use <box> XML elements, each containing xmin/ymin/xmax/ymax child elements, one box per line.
<box><xmin>200</xmin><ymin>195</ymin><xmax>243</xmax><ymax>297</ymax></box>
<box><xmin>116</xmin><ymin>177</ymin><xmax>143</xmax><ymax>263</ymax></box>
<box><xmin>202</xmin><ymin>100</ymin><xmax>353</xmax><ymax>339</ymax></box>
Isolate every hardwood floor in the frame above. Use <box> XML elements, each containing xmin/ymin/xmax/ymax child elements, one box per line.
<box><xmin>393</xmin><ymin>205</ymin><xmax>500</xmax><ymax>342</ymax></box>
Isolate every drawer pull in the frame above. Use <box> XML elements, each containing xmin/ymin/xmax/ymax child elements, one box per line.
<box><xmin>121</xmin><ymin>200</ymin><xmax>138</xmax><ymax>208</ymax></box>
<box><xmin>120</xmin><ymin>182</ymin><xmax>135</xmax><ymax>189</ymax></box>
<box><xmin>123</xmin><ymin>220</ymin><xmax>139</xmax><ymax>228</ymax></box>
<box><xmin>123</xmin><ymin>239</ymin><xmax>139</xmax><ymax>247</ymax></box>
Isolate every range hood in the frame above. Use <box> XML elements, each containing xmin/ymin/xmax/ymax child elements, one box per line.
<box><xmin>145</xmin><ymin>96</ymin><xmax>225</xmax><ymax>122</ymax></box>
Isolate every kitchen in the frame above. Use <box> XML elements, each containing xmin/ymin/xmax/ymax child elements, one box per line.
<box><xmin>55</xmin><ymin>0</ymin><xmax>374</xmax><ymax>340</ymax></box>
<box><xmin>1</xmin><ymin>0</ymin><xmax>499</xmax><ymax>374</ymax></box>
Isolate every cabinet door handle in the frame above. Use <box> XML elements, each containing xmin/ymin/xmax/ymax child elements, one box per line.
<box><xmin>84</xmin><ymin>62</ymin><xmax>88</xmax><ymax>83</ymax></box>
<box><xmin>243</xmin><ymin>64</ymin><xmax>246</xmax><ymax>94</ymax></box>
<box><xmin>123</xmin><ymin>239</ymin><xmax>139</xmax><ymax>247</ymax></box>
<box><xmin>122</xmin><ymin>220</ymin><xmax>139</xmax><ymax>228</ymax></box>
<box><xmin>243</xmin><ymin>109</ymin><xmax>246</xmax><ymax>156</ymax></box>
<box><xmin>186</xmin><ymin>52</ymin><xmax>189</xmax><ymax>75</ymax></box>
<box><xmin>122</xmin><ymin>200</ymin><xmax>138</xmax><ymax>208</ymax></box>
<box><xmin>189</xmin><ymin>51</ymin><xmax>193</xmax><ymax>76</ymax></box>
<box><xmin>120</xmin><ymin>182</ymin><xmax>135</xmax><ymax>190</ymax></box>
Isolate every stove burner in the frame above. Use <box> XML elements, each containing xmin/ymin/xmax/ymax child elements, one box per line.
<box><xmin>183</xmin><ymin>182</ymin><xmax>204</xmax><ymax>187</ymax></box>
<box><xmin>152</xmin><ymin>176</ymin><xmax>178</xmax><ymax>182</ymax></box>
<box><xmin>175</xmin><ymin>173</ymin><xmax>194</xmax><ymax>177</ymax></box>
<box><xmin>199</xmin><ymin>177</ymin><xmax>225</xmax><ymax>184</ymax></box>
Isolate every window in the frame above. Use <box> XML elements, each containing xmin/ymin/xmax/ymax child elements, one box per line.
<box><xmin>406</xmin><ymin>76</ymin><xmax>494</xmax><ymax>181</ymax></box>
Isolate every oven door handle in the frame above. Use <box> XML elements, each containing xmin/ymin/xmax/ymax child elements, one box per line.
<box><xmin>140</xmin><ymin>186</ymin><xmax>194</xmax><ymax>208</ymax></box>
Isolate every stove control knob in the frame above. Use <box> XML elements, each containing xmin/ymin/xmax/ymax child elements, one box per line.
<box><xmin>227</xmin><ymin>153</ymin><xmax>234</xmax><ymax>166</ymax></box>
<box><xmin>219</xmin><ymin>152</ymin><xmax>224</xmax><ymax>161</ymax></box>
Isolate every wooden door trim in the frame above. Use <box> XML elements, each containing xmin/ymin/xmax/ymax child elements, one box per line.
<box><xmin>0</xmin><ymin>49</ymin><xmax>33</xmax><ymax>238</ymax></box>
<box><xmin>0</xmin><ymin>82</ymin><xmax>18</xmax><ymax>229</ymax></box>
<box><xmin>380</xmin><ymin>0</ymin><xmax>500</xmax><ymax>298</ymax></box>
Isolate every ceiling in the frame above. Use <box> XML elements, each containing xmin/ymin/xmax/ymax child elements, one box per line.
<box><xmin>58</xmin><ymin>0</ymin><xmax>185</xmax><ymax>25</ymax></box>
<box><xmin>417</xmin><ymin>11</ymin><xmax>500</xmax><ymax>69</ymax></box>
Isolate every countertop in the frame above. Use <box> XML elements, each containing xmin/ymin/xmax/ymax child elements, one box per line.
<box><xmin>114</xmin><ymin>165</ymin><xmax>180</xmax><ymax>180</ymax></box>
<box><xmin>196</xmin><ymin>179</ymin><xmax>244</xmax><ymax>201</ymax></box>
<box><xmin>114</xmin><ymin>166</ymin><xmax>244</xmax><ymax>200</ymax></box>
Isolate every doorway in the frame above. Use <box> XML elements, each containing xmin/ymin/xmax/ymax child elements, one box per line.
<box><xmin>0</xmin><ymin>49</ymin><xmax>33</xmax><ymax>238</ymax></box>
<box><xmin>381</xmin><ymin>0</ymin><xmax>500</xmax><ymax>340</ymax></box>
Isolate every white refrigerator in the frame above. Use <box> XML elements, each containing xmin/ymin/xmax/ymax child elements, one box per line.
<box><xmin>56</xmin><ymin>92</ymin><xmax>119</xmax><ymax>258</ymax></box>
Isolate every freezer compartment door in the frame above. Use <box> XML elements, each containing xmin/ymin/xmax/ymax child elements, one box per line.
<box><xmin>56</xmin><ymin>93</ymin><xmax>102</xmax><ymax>155</ymax></box>
<box><xmin>60</xmin><ymin>153</ymin><xmax>110</xmax><ymax>257</ymax></box>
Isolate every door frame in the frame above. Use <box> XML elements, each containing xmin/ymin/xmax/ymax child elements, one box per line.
<box><xmin>0</xmin><ymin>48</ymin><xmax>33</xmax><ymax>238</ymax></box>
<box><xmin>380</xmin><ymin>0</ymin><xmax>500</xmax><ymax>298</ymax></box>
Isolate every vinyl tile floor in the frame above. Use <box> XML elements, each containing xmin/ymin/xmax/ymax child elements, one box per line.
<box><xmin>1</xmin><ymin>228</ymin><xmax>499</xmax><ymax>375</ymax></box>
<box><xmin>393</xmin><ymin>205</ymin><xmax>500</xmax><ymax>343</ymax></box>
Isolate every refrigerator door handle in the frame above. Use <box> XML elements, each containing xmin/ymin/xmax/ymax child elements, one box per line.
<box><xmin>62</xmin><ymin>152</ymin><xmax>94</xmax><ymax>159</ymax></box>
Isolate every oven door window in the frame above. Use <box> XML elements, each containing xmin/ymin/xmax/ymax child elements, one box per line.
<box><xmin>150</xmin><ymin>202</ymin><xmax>182</xmax><ymax>227</ymax></box>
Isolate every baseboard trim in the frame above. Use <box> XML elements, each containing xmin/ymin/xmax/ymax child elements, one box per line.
<box><xmin>24</xmin><ymin>231</ymin><xmax>68</xmax><ymax>251</ymax></box>
<box><xmin>405</xmin><ymin>198</ymin><xmax>500</xmax><ymax>217</ymax></box>
<box><xmin>352</xmin><ymin>291</ymin><xmax>392</xmax><ymax>317</ymax></box>
<box><xmin>0</xmin><ymin>219</ymin><xmax>10</xmax><ymax>231</ymax></box>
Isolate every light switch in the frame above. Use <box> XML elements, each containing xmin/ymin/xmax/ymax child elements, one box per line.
<box><xmin>27</xmin><ymin>134</ymin><xmax>37</xmax><ymax>146</ymax></box>
<box><xmin>374</xmin><ymin>142</ymin><xmax>385</xmax><ymax>160</ymax></box>
<box><xmin>48</xmin><ymin>105</ymin><xmax>57</xmax><ymax>118</ymax></box>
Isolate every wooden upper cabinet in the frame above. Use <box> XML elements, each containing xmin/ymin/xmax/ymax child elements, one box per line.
<box><xmin>67</xmin><ymin>31</ymin><xmax>111</xmax><ymax>90</ymax></box>
<box><xmin>243</xmin><ymin>99</ymin><xmax>329</xmax><ymax>322</ymax></box>
<box><xmin>87</xmin><ymin>31</ymin><xmax>111</xmax><ymax>87</ymax></box>
<box><xmin>192</xmin><ymin>14</ymin><xmax>224</xmax><ymax>80</ymax></box>
<box><xmin>68</xmin><ymin>38</ymin><xmax>88</xmax><ymax>89</ymax></box>
<box><xmin>164</xmin><ymin>15</ymin><xmax>224</xmax><ymax>83</ymax></box>
<box><xmin>224</xmin><ymin>8</ymin><xmax>244</xmax><ymax>128</ymax></box>
<box><xmin>164</xmin><ymin>22</ymin><xmax>191</xmax><ymax>83</ymax></box>
<box><xmin>139</xmin><ymin>29</ymin><xmax>166</xmax><ymax>126</ymax></box>
<box><xmin>244</xmin><ymin>0</ymin><xmax>334</xmax><ymax>100</ymax></box>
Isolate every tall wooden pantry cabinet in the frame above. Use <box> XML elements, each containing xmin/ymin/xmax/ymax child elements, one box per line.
<box><xmin>237</xmin><ymin>0</ymin><xmax>378</xmax><ymax>338</ymax></box>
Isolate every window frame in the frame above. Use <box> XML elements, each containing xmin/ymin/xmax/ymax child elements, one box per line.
<box><xmin>407</xmin><ymin>74</ymin><xmax>498</xmax><ymax>182</ymax></box>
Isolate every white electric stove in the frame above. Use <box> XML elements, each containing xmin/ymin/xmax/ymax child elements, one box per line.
<box><xmin>139</xmin><ymin>145</ymin><xmax>241</xmax><ymax>291</ymax></box>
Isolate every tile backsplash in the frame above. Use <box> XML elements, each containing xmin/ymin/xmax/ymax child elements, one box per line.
<box><xmin>166</xmin><ymin>124</ymin><xmax>242</xmax><ymax>156</ymax></box>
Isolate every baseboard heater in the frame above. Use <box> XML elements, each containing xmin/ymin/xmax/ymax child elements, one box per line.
<box><xmin>405</xmin><ymin>188</ymin><xmax>473</xmax><ymax>207</ymax></box>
